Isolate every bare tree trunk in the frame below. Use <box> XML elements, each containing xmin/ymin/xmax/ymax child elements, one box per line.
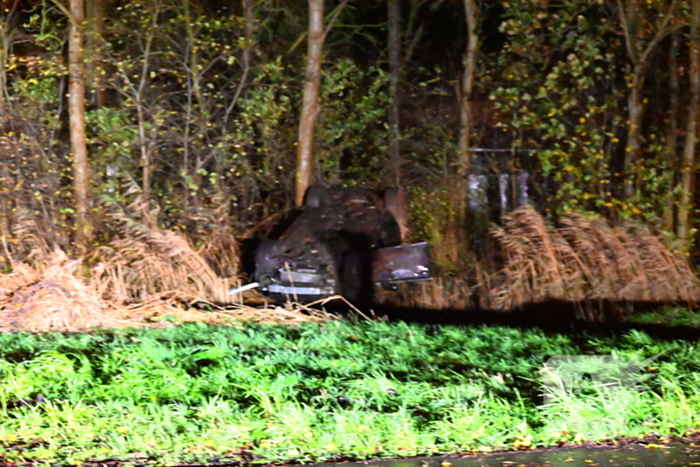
<box><xmin>624</xmin><ymin>72</ymin><xmax>645</xmax><ymax>197</ymax></box>
<box><xmin>69</xmin><ymin>0</ymin><xmax>91</xmax><ymax>247</ymax></box>
<box><xmin>387</xmin><ymin>0</ymin><xmax>401</xmax><ymax>186</ymax></box>
<box><xmin>183</xmin><ymin>0</ymin><xmax>204</xmax><ymax>208</ymax></box>
<box><xmin>678</xmin><ymin>0</ymin><xmax>700</xmax><ymax>245</ymax></box>
<box><xmin>0</xmin><ymin>2</ymin><xmax>21</xmax><ymax>117</ymax></box>
<box><xmin>137</xmin><ymin>11</ymin><xmax>158</xmax><ymax>212</ymax></box>
<box><xmin>664</xmin><ymin>28</ymin><xmax>679</xmax><ymax>231</ymax></box>
<box><xmin>113</xmin><ymin>5</ymin><xmax>158</xmax><ymax>220</ymax></box>
<box><xmin>295</xmin><ymin>0</ymin><xmax>324</xmax><ymax>206</ymax></box>
<box><xmin>137</xmin><ymin>97</ymin><xmax>151</xmax><ymax>208</ymax></box>
<box><xmin>453</xmin><ymin>0</ymin><xmax>481</xmax><ymax>263</ymax></box>
<box><xmin>617</xmin><ymin>0</ymin><xmax>674</xmax><ymax>198</ymax></box>
<box><xmin>458</xmin><ymin>0</ymin><xmax>478</xmax><ymax>181</ymax></box>
<box><xmin>87</xmin><ymin>0</ymin><xmax>106</xmax><ymax>107</ymax></box>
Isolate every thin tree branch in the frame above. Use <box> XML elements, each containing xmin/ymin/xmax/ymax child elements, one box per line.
<box><xmin>223</xmin><ymin>0</ymin><xmax>255</xmax><ymax>127</ymax></box>
<box><xmin>616</xmin><ymin>0</ymin><xmax>635</xmax><ymax>65</ymax></box>
<box><xmin>402</xmin><ymin>23</ymin><xmax>423</xmax><ymax>66</ymax></box>
<box><xmin>287</xmin><ymin>0</ymin><xmax>352</xmax><ymax>55</ymax></box>
<box><xmin>48</xmin><ymin>0</ymin><xmax>74</xmax><ymax>25</ymax></box>
<box><xmin>638</xmin><ymin>1</ymin><xmax>677</xmax><ymax>67</ymax></box>
<box><xmin>323</xmin><ymin>0</ymin><xmax>351</xmax><ymax>40</ymax></box>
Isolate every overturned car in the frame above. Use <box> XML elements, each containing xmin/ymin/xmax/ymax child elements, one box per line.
<box><xmin>249</xmin><ymin>185</ymin><xmax>431</xmax><ymax>305</ymax></box>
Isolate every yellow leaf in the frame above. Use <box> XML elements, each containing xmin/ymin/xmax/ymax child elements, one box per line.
<box><xmin>513</xmin><ymin>434</ymin><xmax>532</xmax><ymax>449</ymax></box>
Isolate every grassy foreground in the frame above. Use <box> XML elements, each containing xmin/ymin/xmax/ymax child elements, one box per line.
<box><xmin>1</xmin><ymin>319</ymin><xmax>700</xmax><ymax>465</ymax></box>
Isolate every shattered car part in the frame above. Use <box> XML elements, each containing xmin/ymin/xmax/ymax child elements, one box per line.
<box><xmin>372</xmin><ymin>242</ymin><xmax>432</xmax><ymax>290</ymax></box>
<box><xmin>252</xmin><ymin>185</ymin><xmax>432</xmax><ymax>304</ymax></box>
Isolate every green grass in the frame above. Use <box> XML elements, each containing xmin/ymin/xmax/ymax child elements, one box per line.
<box><xmin>625</xmin><ymin>307</ymin><xmax>700</xmax><ymax>328</ymax></box>
<box><xmin>0</xmin><ymin>320</ymin><xmax>699</xmax><ymax>465</ymax></box>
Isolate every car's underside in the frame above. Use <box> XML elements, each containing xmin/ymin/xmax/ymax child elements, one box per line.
<box><xmin>250</xmin><ymin>186</ymin><xmax>432</xmax><ymax>305</ymax></box>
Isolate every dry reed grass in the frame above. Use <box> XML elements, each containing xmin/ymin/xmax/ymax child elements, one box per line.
<box><xmin>0</xmin><ymin>250</ymin><xmax>134</xmax><ymax>331</ymax></box>
<box><xmin>0</xmin><ymin>205</ymin><xmax>335</xmax><ymax>332</ymax></box>
<box><xmin>487</xmin><ymin>206</ymin><xmax>700</xmax><ymax>311</ymax></box>
<box><xmin>4</xmin><ymin>199</ymin><xmax>698</xmax><ymax>330</ymax></box>
<box><xmin>90</xmin><ymin>202</ymin><xmax>243</xmax><ymax>306</ymax></box>
<box><xmin>0</xmin><ymin>249</ymin><xmax>334</xmax><ymax>332</ymax></box>
<box><xmin>93</xmin><ymin>228</ymin><xmax>239</xmax><ymax>306</ymax></box>
<box><xmin>375</xmin><ymin>277</ymin><xmax>472</xmax><ymax>310</ymax></box>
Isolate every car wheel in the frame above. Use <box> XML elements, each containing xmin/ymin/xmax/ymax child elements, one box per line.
<box><xmin>339</xmin><ymin>249</ymin><xmax>372</xmax><ymax>307</ymax></box>
<box><xmin>304</xmin><ymin>184</ymin><xmax>327</xmax><ymax>208</ymax></box>
<box><xmin>254</xmin><ymin>240</ymin><xmax>285</xmax><ymax>301</ymax></box>
<box><xmin>254</xmin><ymin>240</ymin><xmax>277</xmax><ymax>276</ymax></box>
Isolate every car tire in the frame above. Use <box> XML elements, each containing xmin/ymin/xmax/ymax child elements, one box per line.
<box><xmin>339</xmin><ymin>249</ymin><xmax>373</xmax><ymax>307</ymax></box>
<box><xmin>304</xmin><ymin>185</ymin><xmax>327</xmax><ymax>208</ymax></box>
<box><xmin>254</xmin><ymin>240</ymin><xmax>287</xmax><ymax>303</ymax></box>
<box><xmin>254</xmin><ymin>239</ymin><xmax>278</xmax><ymax>288</ymax></box>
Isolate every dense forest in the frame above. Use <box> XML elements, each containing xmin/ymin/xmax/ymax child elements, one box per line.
<box><xmin>2</xmin><ymin>0</ymin><xmax>700</xmax><ymax>313</ymax></box>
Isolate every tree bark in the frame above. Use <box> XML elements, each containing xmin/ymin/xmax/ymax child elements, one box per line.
<box><xmin>664</xmin><ymin>27</ymin><xmax>679</xmax><ymax>231</ymax></box>
<box><xmin>69</xmin><ymin>0</ymin><xmax>91</xmax><ymax>246</ymax></box>
<box><xmin>458</xmin><ymin>0</ymin><xmax>478</xmax><ymax>181</ymax></box>
<box><xmin>87</xmin><ymin>0</ymin><xmax>106</xmax><ymax>107</ymax></box>
<box><xmin>295</xmin><ymin>0</ymin><xmax>324</xmax><ymax>206</ymax></box>
<box><xmin>617</xmin><ymin>0</ymin><xmax>674</xmax><ymax>198</ymax></box>
<box><xmin>387</xmin><ymin>0</ymin><xmax>401</xmax><ymax>185</ymax></box>
<box><xmin>677</xmin><ymin>0</ymin><xmax>700</xmax><ymax>245</ymax></box>
<box><xmin>624</xmin><ymin>72</ymin><xmax>645</xmax><ymax>197</ymax></box>
<box><xmin>0</xmin><ymin>2</ymin><xmax>21</xmax><ymax>116</ymax></box>
<box><xmin>138</xmin><ymin>8</ymin><xmax>158</xmax><ymax>210</ymax></box>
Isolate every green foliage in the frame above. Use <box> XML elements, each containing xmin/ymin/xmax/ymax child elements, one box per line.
<box><xmin>490</xmin><ymin>0</ymin><xmax>676</xmax><ymax>226</ymax></box>
<box><xmin>625</xmin><ymin>307</ymin><xmax>700</xmax><ymax>328</ymax></box>
<box><xmin>221</xmin><ymin>58</ymin><xmax>297</xmax><ymax>205</ymax></box>
<box><xmin>492</xmin><ymin>1</ymin><xmax>619</xmax><ymax>213</ymax></box>
<box><xmin>90</xmin><ymin>0</ymin><xmax>303</xmax><ymax>228</ymax></box>
<box><xmin>2</xmin><ymin>0</ymin><xmax>697</xmax><ymax>261</ymax></box>
<box><xmin>408</xmin><ymin>184</ymin><xmax>464</xmax><ymax>272</ymax></box>
<box><xmin>2</xmin><ymin>321</ymin><xmax>700</xmax><ymax>463</ymax></box>
<box><xmin>317</xmin><ymin>59</ymin><xmax>390</xmax><ymax>185</ymax></box>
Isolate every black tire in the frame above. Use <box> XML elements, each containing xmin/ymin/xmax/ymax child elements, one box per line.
<box><xmin>254</xmin><ymin>239</ymin><xmax>278</xmax><ymax>285</ymax></box>
<box><xmin>304</xmin><ymin>185</ymin><xmax>327</xmax><ymax>208</ymax></box>
<box><xmin>338</xmin><ymin>249</ymin><xmax>373</xmax><ymax>307</ymax></box>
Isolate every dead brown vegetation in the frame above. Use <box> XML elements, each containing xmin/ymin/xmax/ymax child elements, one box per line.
<box><xmin>0</xmin><ymin>212</ymin><xmax>334</xmax><ymax>332</ymax></box>
<box><xmin>375</xmin><ymin>277</ymin><xmax>472</xmax><ymax>310</ymax></box>
<box><xmin>3</xmin><ymin>203</ymin><xmax>698</xmax><ymax>331</ymax></box>
<box><xmin>0</xmin><ymin>248</ymin><xmax>334</xmax><ymax>332</ymax></box>
<box><xmin>92</xmin><ymin>226</ymin><xmax>240</xmax><ymax>306</ymax></box>
<box><xmin>487</xmin><ymin>206</ymin><xmax>700</xmax><ymax>311</ymax></box>
<box><xmin>0</xmin><ymin>250</ymin><xmax>130</xmax><ymax>331</ymax></box>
